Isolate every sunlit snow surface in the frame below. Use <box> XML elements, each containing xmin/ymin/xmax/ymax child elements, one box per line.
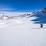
<box><xmin>0</xmin><ymin>17</ymin><xmax>46</xmax><ymax>46</ymax></box>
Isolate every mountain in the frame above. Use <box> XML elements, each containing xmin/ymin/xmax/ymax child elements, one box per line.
<box><xmin>30</xmin><ymin>10</ymin><xmax>46</xmax><ymax>24</ymax></box>
<box><xmin>0</xmin><ymin>8</ymin><xmax>46</xmax><ymax>24</ymax></box>
<box><xmin>0</xmin><ymin>13</ymin><xmax>46</xmax><ymax>46</ymax></box>
<box><xmin>0</xmin><ymin>13</ymin><xmax>32</xmax><ymax>20</ymax></box>
<box><xmin>0</xmin><ymin>8</ymin><xmax>46</xmax><ymax>46</ymax></box>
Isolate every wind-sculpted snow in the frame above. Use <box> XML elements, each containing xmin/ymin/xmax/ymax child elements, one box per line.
<box><xmin>31</xmin><ymin>11</ymin><xmax>46</xmax><ymax>24</ymax></box>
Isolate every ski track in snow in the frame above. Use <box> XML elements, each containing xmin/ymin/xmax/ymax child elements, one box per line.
<box><xmin>0</xmin><ymin>17</ymin><xmax>46</xmax><ymax>46</ymax></box>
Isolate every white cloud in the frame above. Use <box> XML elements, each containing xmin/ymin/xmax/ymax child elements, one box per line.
<box><xmin>0</xmin><ymin>7</ymin><xmax>14</xmax><ymax>11</ymax></box>
<box><xmin>0</xmin><ymin>8</ymin><xmax>13</xmax><ymax>11</ymax></box>
<box><xmin>0</xmin><ymin>4</ymin><xmax>32</xmax><ymax>16</ymax></box>
<box><xmin>0</xmin><ymin>4</ymin><xmax>14</xmax><ymax>11</ymax></box>
<box><xmin>0</xmin><ymin>11</ymin><xmax>32</xmax><ymax>16</ymax></box>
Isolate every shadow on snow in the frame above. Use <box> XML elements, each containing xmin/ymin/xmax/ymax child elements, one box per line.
<box><xmin>30</xmin><ymin>11</ymin><xmax>46</xmax><ymax>24</ymax></box>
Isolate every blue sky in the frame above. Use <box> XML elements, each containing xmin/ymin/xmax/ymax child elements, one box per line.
<box><xmin>0</xmin><ymin>0</ymin><xmax>46</xmax><ymax>16</ymax></box>
<box><xmin>0</xmin><ymin>0</ymin><xmax>46</xmax><ymax>12</ymax></box>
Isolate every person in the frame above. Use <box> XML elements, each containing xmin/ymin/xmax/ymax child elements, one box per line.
<box><xmin>40</xmin><ymin>24</ymin><xmax>43</xmax><ymax>28</ymax></box>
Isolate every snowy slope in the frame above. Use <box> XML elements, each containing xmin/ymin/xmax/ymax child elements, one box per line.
<box><xmin>31</xmin><ymin>11</ymin><xmax>46</xmax><ymax>24</ymax></box>
<box><xmin>0</xmin><ymin>11</ymin><xmax>46</xmax><ymax>46</ymax></box>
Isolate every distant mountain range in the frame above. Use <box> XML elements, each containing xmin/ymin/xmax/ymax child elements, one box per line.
<box><xmin>0</xmin><ymin>8</ymin><xmax>46</xmax><ymax>24</ymax></box>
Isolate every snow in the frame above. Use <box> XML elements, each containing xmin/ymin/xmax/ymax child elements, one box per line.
<box><xmin>31</xmin><ymin>11</ymin><xmax>46</xmax><ymax>24</ymax></box>
<box><xmin>0</xmin><ymin>15</ymin><xmax>46</xmax><ymax>46</ymax></box>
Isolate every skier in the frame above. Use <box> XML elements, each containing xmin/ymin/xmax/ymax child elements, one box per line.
<box><xmin>40</xmin><ymin>24</ymin><xmax>43</xmax><ymax>28</ymax></box>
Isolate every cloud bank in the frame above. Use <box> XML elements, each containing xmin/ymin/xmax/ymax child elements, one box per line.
<box><xmin>0</xmin><ymin>11</ymin><xmax>32</xmax><ymax>16</ymax></box>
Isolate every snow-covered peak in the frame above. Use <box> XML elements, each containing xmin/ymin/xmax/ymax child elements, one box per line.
<box><xmin>31</xmin><ymin>10</ymin><xmax>46</xmax><ymax>24</ymax></box>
